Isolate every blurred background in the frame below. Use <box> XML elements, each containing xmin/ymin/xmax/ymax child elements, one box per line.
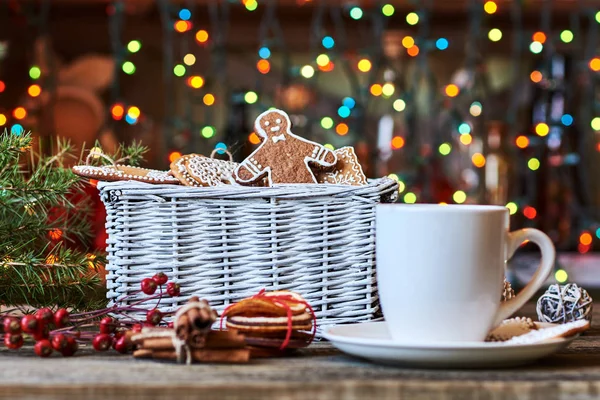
<box><xmin>1</xmin><ymin>0</ymin><xmax>600</xmax><ymax>287</ymax></box>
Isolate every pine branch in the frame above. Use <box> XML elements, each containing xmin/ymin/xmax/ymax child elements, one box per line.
<box><xmin>0</xmin><ymin>130</ymin><xmax>106</xmax><ymax>310</ymax></box>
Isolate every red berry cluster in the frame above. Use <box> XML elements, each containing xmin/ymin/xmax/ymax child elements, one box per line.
<box><xmin>3</xmin><ymin>308</ymin><xmax>77</xmax><ymax>357</ymax></box>
<box><xmin>1</xmin><ymin>272</ymin><xmax>181</xmax><ymax>358</ymax></box>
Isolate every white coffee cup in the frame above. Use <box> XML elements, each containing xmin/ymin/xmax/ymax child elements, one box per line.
<box><xmin>376</xmin><ymin>204</ymin><xmax>555</xmax><ymax>344</ymax></box>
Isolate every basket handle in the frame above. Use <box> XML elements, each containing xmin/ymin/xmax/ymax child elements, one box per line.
<box><xmin>210</xmin><ymin>148</ymin><xmax>233</xmax><ymax>161</ymax></box>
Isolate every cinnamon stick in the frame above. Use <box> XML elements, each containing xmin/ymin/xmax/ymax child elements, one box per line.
<box><xmin>138</xmin><ymin>330</ymin><xmax>246</xmax><ymax>351</ymax></box>
<box><xmin>176</xmin><ymin>314</ymin><xmax>190</xmax><ymax>341</ymax></box>
<box><xmin>141</xmin><ymin>349</ymin><xmax>250</xmax><ymax>363</ymax></box>
<box><xmin>133</xmin><ymin>349</ymin><xmax>153</xmax><ymax>358</ymax></box>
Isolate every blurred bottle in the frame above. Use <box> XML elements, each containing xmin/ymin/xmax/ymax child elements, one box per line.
<box><xmin>485</xmin><ymin>121</ymin><xmax>510</xmax><ymax>205</ymax></box>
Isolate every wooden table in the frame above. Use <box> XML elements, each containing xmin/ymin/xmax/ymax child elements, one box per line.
<box><xmin>0</xmin><ymin>304</ymin><xmax>599</xmax><ymax>400</ymax></box>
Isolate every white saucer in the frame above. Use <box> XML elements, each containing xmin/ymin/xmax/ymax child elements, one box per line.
<box><xmin>323</xmin><ymin>321</ymin><xmax>577</xmax><ymax>368</ymax></box>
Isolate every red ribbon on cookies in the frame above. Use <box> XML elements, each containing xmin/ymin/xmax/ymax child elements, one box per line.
<box><xmin>220</xmin><ymin>289</ymin><xmax>317</xmax><ymax>350</ymax></box>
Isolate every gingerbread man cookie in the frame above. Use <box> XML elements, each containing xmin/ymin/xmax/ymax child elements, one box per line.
<box><xmin>233</xmin><ymin>109</ymin><xmax>337</xmax><ymax>186</ymax></box>
<box><xmin>316</xmin><ymin>146</ymin><xmax>367</xmax><ymax>186</ymax></box>
<box><xmin>170</xmin><ymin>154</ymin><xmax>239</xmax><ymax>187</ymax></box>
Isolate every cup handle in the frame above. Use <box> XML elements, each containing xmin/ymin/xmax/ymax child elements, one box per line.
<box><xmin>492</xmin><ymin>228</ymin><xmax>556</xmax><ymax>327</ymax></box>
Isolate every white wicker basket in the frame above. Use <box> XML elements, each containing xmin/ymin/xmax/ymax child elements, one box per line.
<box><xmin>98</xmin><ymin>178</ymin><xmax>398</xmax><ymax>332</ymax></box>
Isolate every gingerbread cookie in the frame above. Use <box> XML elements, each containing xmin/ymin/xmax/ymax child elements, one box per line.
<box><xmin>220</xmin><ymin>290</ymin><xmax>316</xmax><ymax>352</ymax></box>
<box><xmin>170</xmin><ymin>154</ymin><xmax>239</xmax><ymax>187</ymax></box>
<box><xmin>502</xmin><ymin>319</ymin><xmax>590</xmax><ymax>345</ymax></box>
<box><xmin>486</xmin><ymin>317</ymin><xmax>537</xmax><ymax>342</ymax></box>
<box><xmin>233</xmin><ymin>109</ymin><xmax>337</xmax><ymax>186</ymax></box>
<box><xmin>72</xmin><ymin>165</ymin><xmax>180</xmax><ymax>184</ymax></box>
<box><xmin>316</xmin><ymin>146</ymin><xmax>367</xmax><ymax>186</ymax></box>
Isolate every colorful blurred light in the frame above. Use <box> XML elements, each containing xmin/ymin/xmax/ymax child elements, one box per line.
<box><xmin>174</xmin><ymin>20</ymin><xmax>192</xmax><ymax>33</ymax></box>
<box><xmin>183</xmin><ymin>54</ymin><xmax>196</xmax><ymax>66</ymax></box>
<box><xmin>322</xmin><ymin>36</ymin><xmax>335</xmax><ymax>49</ymax></box>
<box><xmin>13</xmin><ymin>107</ymin><xmax>26</xmax><ymax>120</ymax></box>
<box><xmin>530</xmin><ymin>41</ymin><xmax>543</xmax><ymax>54</ymax></box>
<box><xmin>453</xmin><ymin>190</ymin><xmax>467</xmax><ymax>204</ymax></box>
<box><xmin>561</xmin><ymin>114</ymin><xmax>574</xmax><ymax>126</ymax></box>
<box><xmin>406</xmin><ymin>12</ymin><xmax>419</xmax><ymax>25</ymax></box>
<box><xmin>203</xmin><ymin>94</ymin><xmax>215</xmax><ymax>106</ymax></box>
<box><xmin>439</xmin><ymin>143</ymin><xmax>451</xmax><ymax>155</ymax></box>
<box><xmin>506</xmin><ymin>202</ymin><xmax>518</xmax><ymax>215</ymax></box>
<box><xmin>528</xmin><ymin>158</ymin><xmax>540</xmax><ymax>170</ymax></box>
<box><xmin>535</xmin><ymin>122</ymin><xmax>549</xmax><ymax>136</ymax></box>
<box><xmin>357</xmin><ymin>58</ymin><xmax>372</xmax><ymax>72</ymax></box>
<box><xmin>349</xmin><ymin>6</ymin><xmax>363</xmax><ymax>20</ymax></box>
<box><xmin>122</xmin><ymin>61</ymin><xmax>136</xmax><ymax>74</ymax></box>
<box><xmin>127</xmin><ymin>40</ymin><xmax>141</xmax><ymax>53</ymax></box>
<box><xmin>28</xmin><ymin>84</ymin><xmax>41</xmax><ymax>97</ymax></box>
<box><xmin>436</xmin><ymin>38</ymin><xmax>449</xmax><ymax>50</ymax></box>
<box><xmin>532</xmin><ymin>32</ymin><xmax>546</xmax><ymax>44</ymax></box>
<box><xmin>29</xmin><ymin>66</ymin><xmax>41</xmax><ymax>80</ymax></box>
<box><xmin>321</xmin><ymin>117</ymin><xmax>334</xmax><ymax>129</ymax></box>
<box><xmin>249</xmin><ymin>132</ymin><xmax>261</xmax><ymax>145</ymax></box>
<box><xmin>469</xmin><ymin>101</ymin><xmax>482</xmax><ymax>116</ymax></box>
<box><xmin>460</xmin><ymin>134</ymin><xmax>472</xmax><ymax>145</ymax></box>
<box><xmin>188</xmin><ymin>76</ymin><xmax>204</xmax><ymax>89</ymax></box>
<box><xmin>393</xmin><ymin>99</ymin><xmax>406</xmax><ymax>112</ymax></box>
<box><xmin>300</xmin><ymin>65</ymin><xmax>315</xmax><ymax>78</ymax></box>
<box><xmin>201</xmin><ymin>126</ymin><xmax>216</xmax><ymax>138</ymax></box>
<box><xmin>560</xmin><ymin>30</ymin><xmax>574</xmax><ymax>43</ymax></box>
<box><xmin>472</xmin><ymin>153</ymin><xmax>486</xmax><ymax>168</ymax></box>
<box><xmin>402</xmin><ymin>36</ymin><xmax>415</xmax><ymax>48</ymax></box>
<box><xmin>530</xmin><ymin>70</ymin><xmax>542</xmax><ymax>83</ymax></box>
<box><xmin>168</xmin><ymin>151</ymin><xmax>182</xmax><ymax>163</ymax></box>
<box><xmin>516</xmin><ymin>135</ymin><xmax>529</xmax><ymax>148</ymax></box>
<box><xmin>335</xmin><ymin>123</ymin><xmax>349</xmax><ymax>136</ymax></box>
<box><xmin>391</xmin><ymin>136</ymin><xmax>405</xmax><ymax>149</ymax></box>
<box><xmin>484</xmin><ymin>1</ymin><xmax>497</xmax><ymax>14</ymax></box>
<box><xmin>179</xmin><ymin>8</ymin><xmax>191</xmax><ymax>20</ymax></box>
<box><xmin>445</xmin><ymin>84</ymin><xmax>459</xmax><ymax>97</ymax></box>
<box><xmin>488</xmin><ymin>28</ymin><xmax>502</xmax><ymax>42</ymax></box>
<box><xmin>404</xmin><ymin>192</ymin><xmax>417</xmax><ymax>203</ymax></box>
<box><xmin>245</xmin><ymin>91</ymin><xmax>258</xmax><ymax>104</ymax></box>
<box><xmin>257</xmin><ymin>59</ymin><xmax>271</xmax><ymax>74</ymax></box>
<box><xmin>523</xmin><ymin>206</ymin><xmax>537</xmax><ymax>219</ymax></box>
<box><xmin>382</xmin><ymin>4</ymin><xmax>395</xmax><ymax>17</ymax></box>
<box><xmin>196</xmin><ymin>30</ymin><xmax>209</xmax><ymax>43</ymax></box>
<box><xmin>111</xmin><ymin>104</ymin><xmax>124</xmax><ymax>120</ymax></box>
<box><xmin>370</xmin><ymin>84</ymin><xmax>383</xmax><ymax>96</ymax></box>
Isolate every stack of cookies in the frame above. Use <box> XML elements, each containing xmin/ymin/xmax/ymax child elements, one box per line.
<box><xmin>221</xmin><ymin>290</ymin><xmax>316</xmax><ymax>356</ymax></box>
<box><xmin>73</xmin><ymin>108</ymin><xmax>369</xmax><ymax>189</ymax></box>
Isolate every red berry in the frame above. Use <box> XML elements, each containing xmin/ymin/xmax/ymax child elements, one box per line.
<box><xmin>131</xmin><ymin>324</ymin><xmax>143</xmax><ymax>333</ymax></box>
<box><xmin>34</xmin><ymin>339</ymin><xmax>53</xmax><ymax>358</ymax></box>
<box><xmin>20</xmin><ymin>315</ymin><xmax>38</xmax><ymax>334</ymax></box>
<box><xmin>35</xmin><ymin>308</ymin><xmax>54</xmax><ymax>324</ymax></box>
<box><xmin>4</xmin><ymin>333</ymin><xmax>23</xmax><ymax>349</ymax></box>
<box><xmin>33</xmin><ymin>323</ymin><xmax>50</xmax><ymax>341</ymax></box>
<box><xmin>152</xmin><ymin>272</ymin><xmax>168</xmax><ymax>286</ymax></box>
<box><xmin>166</xmin><ymin>282</ymin><xmax>180</xmax><ymax>297</ymax></box>
<box><xmin>53</xmin><ymin>309</ymin><xmax>70</xmax><ymax>328</ymax></box>
<box><xmin>141</xmin><ymin>278</ymin><xmax>157</xmax><ymax>295</ymax></box>
<box><xmin>3</xmin><ymin>317</ymin><xmax>21</xmax><ymax>334</ymax></box>
<box><xmin>60</xmin><ymin>336</ymin><xmax>78</xmax><ymax>357</ymax></box>
<box><xmin>113</xmin><ymin>336</ymin><xmax>130</xmax><ymax>354</ymax></box>
<box><xmin>167</xmin><ymin>322</ymin><xmax>174</xmax><ymax>329</ymax></box>
<box><xmin>146</xmin><ymin>309</ymin><xmax>163</xmax><ymax>326</ymax></box>
<box><xmin>51</xmin><ymin>334</ymin><xmax>68</xmax><ymax>352</ymax></box>
<box><xmin>92</xmin><ymin>333</ymin><xmax>112</xmax><ymax>352</ymax></box>
<box><xmin>99</xmin><ymin>317</ymin><xmax>116</xmax><ymax>334</ymax></box>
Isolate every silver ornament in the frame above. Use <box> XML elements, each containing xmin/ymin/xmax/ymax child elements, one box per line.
<box><xmin>536</xmin><ymin>283</ymin><xmax>593</xmax><ymax>324</ymax></box>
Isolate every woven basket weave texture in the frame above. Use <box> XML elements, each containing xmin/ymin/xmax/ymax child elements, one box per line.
<box><xmin>98</xmin><ymin>179</ymin><xmax>398</xmax><ymax>331</ymax></box>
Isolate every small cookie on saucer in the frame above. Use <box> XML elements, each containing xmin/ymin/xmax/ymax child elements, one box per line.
<box><xmin>72</xmin><ymin>165</ymin><xmax>181</xmax><ymax>184</ymax></box>
<box><xmin>170</xmin><ymin>154</ymin><xmax>239</xmax><ymax>187</ymax></box>
<box><xmin>502</xmin><ymin>319</ymin><xmax>590</xmax><ymax>345</ymax></box>
<box><xmin>316</xmin><ymin>146</ymin><xmax>367</xmax><ymax>186</ymax></box>
<box><xmin>486</xmin><ymin>317</ymin><xmax>536</xmax><ymax>342</ymax></box>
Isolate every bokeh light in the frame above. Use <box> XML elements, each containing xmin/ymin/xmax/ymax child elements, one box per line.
<box><xmin>472</xmin><ymin>153</ymin><xmax>486</xmax><ymax>168</ymax></box>
<box><xmin>370</xmin><ymin>84</ymin><xmax>383</xmax><ymax>96</ymax></box>
<box><xmin>506</xmin><ymin>202</ymin><xmax>518</xmax><ymax>215</ymax></box>
<box><xmin>488</xmin><ymin>28</ymin><xmax>502</xmax><ymax>42</ymax></box>
<box><xmin>382</xmin><ymin>4</ymin><xmax>395</xmax><ymax>17</ymax></box>
<box><xmin>406</xmin><ymin>12</ymin><xmax>419</xmax><ymax>25</ymax></box>
<box><xmin>321</xmin><ymin>117</ymin><xmax>334</xmax><ymax>129</ymax></box>
<box><xmin>460</xmin><ymin>134</ymin><xmax>472</xmax><ymax>145</ymax></box>
<box><xmin>404</xmin><ymin>192</ymin><xmax>417</xmax><ymax>203</ymax></box>
<box><xmin>560</xmin><ymin>30</ymin><xmax>574</xmax><ymax>43</ymax></box>
<box><xmin>453</xmin><ymin>190</ymin><xmax>467</xmax><ymax>204</ymax></box>
<box><xmin>530</xmin><ymin>70</ymin><xmax>542</xmax><ymax>83</ymax></box>
<box><xmin>13</xmin><ymin>107</ymin><xmax>26</xmax><ymax>120</ymax></box>
<box><xmin>201</xmin><ymin>126</ymin><xmax>216</xmax><ymax>138</ymax></box>
<box><xmin>445</xmin><ymin>84</ymin><xmax>459</xmax><ymax>97</ymax></box>
<box><xmin>28</xmin><ymin>84</ymin><xmax>41</xmax><ymax>97</ymax></box>
<box><xmin>336</xmin><ymin>123</ymin><xmax>349</xmax><ymax>136</ymax></box>
<box><xmin>300</xmin><ymin>65</ymin><xmax>315</xmax><ymax>78</ymax></box>
<box><xmin>484</xmin><ymin>1</ymin><xmax>497</xmax><ymax>14</ymax></box>
<box><xmin>439</xmin><ymin>143</ymin><xmax>451</xmax><ymax>155</ymax></box>
<box><xmin>122</xmin><ymin>61</ymin><xmax>136</xmax><ymax>75</ymax></box>
<box><xmin>196</xmin><ymin>30</ymin><xmax>209</xmax><ymax>43</ymax></box>
<box><xmin>357</xmin><ymin>58</ymin><xmax>372</xmax><ymax>72</ymax></box>
<box><xmin>535</xmin><ymin>122</ymin><xmax>549</xmax><ymax>136</ymax></box>
<box><xmin>469</xmin><ymin>101</ymin><xmax>482</xmax><ymax>116</ymax></box>
<box><xmin>436</xmin><ymin>38</ymin><xmax>449</xmax><ymax>50</ymax></box>
<box><xmin>127</xmin><ymin>40</ymin><xmax>141</xmax><ymax>53</ymax></box>
<box><xmin>555</xmin><ymin>269</ymin><xmax>568</xmax><ymax>283</ymax></box>
<box><xmin>29</xmin><ymin>66</ymin><xmax>41</xmax><ymax>80</ymax></box>
<box><xmin>349</xmin><ymin>6</ymin><xmax>363</xmax><ymax>20</ymax></box>
<box><xmin>203</xmin><ymin>93</ymin><xmax>215</xmax><ymax>106</ymax></box>
<box><xmin>244</xmin><ymin>91</ymin><xmax>258</xmax><ymax>104</ymax></box>
<box><xmin>524</xmin><ymin>206</ymin><xmax>537</xmax><ymax>220</ymax></box>
<box><xmin>516</xmin><ymin>135</ymin><xmax>529</xmax><ymax>148</ymax></box>
<box><xmin>391</xmin><ymin>136</ymin><xmax>405</xmax><ymax>149</ymax></box>
<box><xmin>257</xmin><ymin>59</ymin><xmax>271</xmax><ymax>74</ymax></box>
<box><xmin>393</xmin><ymin>99</ymin><xmax>406</xmax><ymax>112</ymax></box>
<box><xmin>528</xmin><ymin>158</ymin><xmax>541</xmax><ymax>170</ymax></box>
<box><xmin>183</xmin><ymin>54</ymin><xmax>196</xmax><ymax>66</ymax></box>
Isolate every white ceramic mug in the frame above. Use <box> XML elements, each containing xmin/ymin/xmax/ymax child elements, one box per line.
<box><xmin>376</xmin><ymin>204</ymin><xmax>555</xmax><ymax>344</ymax></box>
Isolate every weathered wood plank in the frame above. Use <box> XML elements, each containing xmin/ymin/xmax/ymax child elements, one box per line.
<box><xmin>0</xmin><ymin>303</ymin><xmax>597</xmax><ymax>400</ymax></box>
